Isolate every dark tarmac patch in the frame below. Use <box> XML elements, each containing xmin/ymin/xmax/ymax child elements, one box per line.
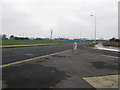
<box><xmin>2</xmin><ymin>63</ymin><xmax>69</xmax><ymax>88</ymax></box>
<box><xmin>91</xmin><ymin>61</ymin><xmax>118</xmax><ymax>70</ymax></box>
<box><xmin>35</xmin><ymin>57</ymin><xmax>50</xmax><ymax>63</ymax></box>
<box><xmin>52</xmin><ymin>55</ymin><xmax>66</xmax><ymax>58</ymax></box>
<box><xmin>39</xmin><ymin>57</ymin><xmax>50</xmax><ymax>60</ymax></box>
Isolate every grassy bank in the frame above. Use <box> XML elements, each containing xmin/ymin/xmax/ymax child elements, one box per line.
<box><xmin>1</xmin><ymin>40</ymin><xmax>81</xmax><ymax>45</ymax></box>
<box><xmin>86</xmin><ymin>43</ymin><xmax>97</xmax><ymax>48</ymax></box>
<box><xmin>102</xmin><ymin>41</ymin><xmax>120</xmax><ymax>47</ymax></box>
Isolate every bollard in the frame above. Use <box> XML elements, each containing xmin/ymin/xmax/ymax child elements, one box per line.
<box><xmin>73</xmin><ymin>42</ymin><xmax>77</xmax><ymax>50</ymax></box>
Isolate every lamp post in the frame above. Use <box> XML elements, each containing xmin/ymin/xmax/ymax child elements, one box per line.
<box><xmin>90</xmin><ymin>14</ymin><xmax>96</xmax><ymax>43</ymax></box>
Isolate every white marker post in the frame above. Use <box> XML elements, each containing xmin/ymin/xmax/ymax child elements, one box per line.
<box><xmin>73</xmin><ymin>42</ymin><xmax>77</xmax><ymax>50</ymax></box>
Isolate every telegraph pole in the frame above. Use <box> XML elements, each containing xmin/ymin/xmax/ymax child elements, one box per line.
<box><xmin>50</xmin><ymin>28</ymin><xmax>53</xmax><ymax>40</ymax></box>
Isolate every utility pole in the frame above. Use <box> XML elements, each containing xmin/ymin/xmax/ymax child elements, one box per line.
<box><xmin>50</xmin><ymin>28</ymin><xmax>53</xmax><ymax>40</ymax></box>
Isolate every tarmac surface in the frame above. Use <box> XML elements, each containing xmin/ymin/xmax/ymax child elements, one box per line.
<box><xmin>2</xmin><ymin>45</ymin><xmax>119</xmax><ymax>89</ymax></box>
<box><xmin>2</xmin><ymin>43</ymin><xmax>91</xmax><ymax>64</ymax></box>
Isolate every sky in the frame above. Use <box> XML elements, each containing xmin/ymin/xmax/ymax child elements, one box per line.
<box><xmin>1</xmin><ymin>0</ymin><xmax>119</xmax><ymax>39</ymax></box>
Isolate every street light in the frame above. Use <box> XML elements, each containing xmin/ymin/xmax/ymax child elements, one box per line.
<box><xmin>90</xmin><ymin>14</ymin><xmax>96</xmax><ymax>43</ymax></box>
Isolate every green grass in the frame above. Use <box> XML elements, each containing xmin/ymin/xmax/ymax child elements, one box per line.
<box><xmin>0</xmin><ymin>40</ymin><xmax>1</xmax><ymax>45</ymax></box>
<box><xmin>102</xmin><ymin>41</ymin><xmax>120</xmax><ymax>47</ymax></box>
<box><xmin>86</xmin><ymin>43</ymin><xmax>97</xmax><ymax>48</ymax></box>
<box><xmin>1</xmin><ymin>44</ymin><xmax>50</xmax><ymax>49</ymax></box>
<box><xmin>1</xmin><ymin>40</ymin><xmax>80</xmax><ymax>45</ymax></box>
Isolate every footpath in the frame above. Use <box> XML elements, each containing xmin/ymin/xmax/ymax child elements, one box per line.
<box><xmin>2</xmin><ymin>47</ymin><xmax>119</xmax><ymax>89</ymax></box>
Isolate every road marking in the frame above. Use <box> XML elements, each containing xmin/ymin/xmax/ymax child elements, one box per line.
<box><xmin>83</xmin><ymin>75</ymin><xmax>119</xmax><ymax>88</ymax></box>
<box><xmin>0</xmin><ymin>50</ymin><xmax>71</xmax><ymax>68</ymax></box>
<box><xmin>101</xmin><ymin>55</ymin><xmax>119</xmax><ymax>59</ymax></box>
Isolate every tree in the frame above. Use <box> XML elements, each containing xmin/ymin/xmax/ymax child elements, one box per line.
<box><xmin>109</xmin><ymin>37</ymin><xmax>120</xmax><ymax>42</ymax></box>
<box><xmin>10</xmin><ymin>35</ymin><xmax>15</xmax><ymax>40</ymax></box>
<box><xmin>2</xmin><ymin>34</ymin><xmax>7</xmax><ymax>40</ymax></box>
<box><xmin>109</xmin><ymin>37</ymin><xmax>116</xmax><ymax>42</ymax></box>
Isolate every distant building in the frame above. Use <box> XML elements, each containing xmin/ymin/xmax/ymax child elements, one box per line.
<box><xmin>10</xmin><ymin>35</ymin><xmax>29</xmax><ymax>40</ymax></box>
<box><xmin>14</xmin><ymin>37</ymin><xmax>29</xmax><ymax>40</ymax></box>
<box><xmin>34</xmin><ymin>38</ymin><xmax>42</xmax><ymax>40</ymax></box>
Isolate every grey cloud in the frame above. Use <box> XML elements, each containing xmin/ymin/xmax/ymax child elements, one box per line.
<box><xmin>1</xmin><ymin>0</ymin><xmax>118</xmax><ymax>39</ymax></box>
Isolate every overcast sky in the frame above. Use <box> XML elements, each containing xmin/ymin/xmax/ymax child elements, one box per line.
<box><xmin>1</xmin><ymin>0</ymin><xmax>119</xmax><ymax>39</ymax></box>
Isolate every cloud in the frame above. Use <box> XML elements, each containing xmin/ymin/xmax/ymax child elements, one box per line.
<box><xmin>1</xmin><ymin>0</ymin><xmax>118</xmax><ymax>39</ymax></box>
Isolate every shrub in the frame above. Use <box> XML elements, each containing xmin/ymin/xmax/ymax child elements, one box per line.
<box><xmin>102</xmin><ymin>41</ymin><xmax>120</xmax><ymax>47</ymax></box>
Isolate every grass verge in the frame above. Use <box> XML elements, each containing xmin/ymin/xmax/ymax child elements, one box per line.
<box><xmin>102</xmin><ymin>41</ymin><xmax>120</xmax><ymax>47</ymax></box>
<box><xmin>1</xmin><ymin>45</ymin><xmax>50</xmax><ymax>49</ymax></box>
<box><xmin>86</xmin><ymin>43</ymin><xmax>97</xmax><ymax>48</ymax></box>
<box><xmin>1</xmin><ymin>40</ymin><xmax>89</xmax><ymax>49</ymax></box>
<box><xmin>1</xmin><ymin>40</ymin><xmax>76</xmax><ymax>45</ymax></box>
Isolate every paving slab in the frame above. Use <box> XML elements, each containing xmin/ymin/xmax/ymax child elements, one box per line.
<box><xmin>83</xmin><ymin>75</ymin><xmax>119</xmax><ymax>88</ymax></box>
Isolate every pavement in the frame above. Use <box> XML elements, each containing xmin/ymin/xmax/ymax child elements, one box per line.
<box><xmin>2</xmin><ymin>46</ymin><xmax>119</xmax><ymax>89</ymax></box>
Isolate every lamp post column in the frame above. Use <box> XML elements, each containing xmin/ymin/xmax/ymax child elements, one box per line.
<box><xmin>90</xmin><ymin>15</ymin><xmax>97</xmax><ymax>43</ymax></box>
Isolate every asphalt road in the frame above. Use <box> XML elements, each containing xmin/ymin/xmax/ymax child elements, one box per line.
<box><xmin>2</xmin><ymin>44</ymin><xmax>119</xmax><ymax>88</ymax></box>
<box><xmin>2</xmin><ymin>43</ymin><xmax>91</xmax><ymax>64</ymax></box>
